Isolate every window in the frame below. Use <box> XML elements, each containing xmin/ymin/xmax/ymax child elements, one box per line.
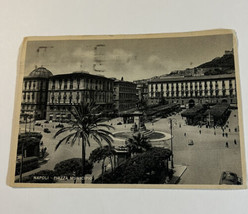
<box><xmin>77</xmin><ymin>79</ymin><xmax>80</xmax><ymax>89</ymax></box>
<box><xmin>64</xmin><ymin>80</ymin><xmax>67</xmax><ymax>89</ymax></box>
<box><xmin>70</xmin><ymin>79</ymin><xmax>73</xmax><ymax>89</ymax></box>
<box><xmin>52</xmin><ymin>80</ymin><xmax>55</xmax><ymax>89</ymax></box>
<box><xmin>59</xmin><ymin>80</ymin><xmax>62</xmax><ymax>89</ymax></box>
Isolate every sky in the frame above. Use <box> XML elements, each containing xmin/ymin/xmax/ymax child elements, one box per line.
<box><xmin>24</xmin><ymin>34</ymin><xmax>233</xmax><ymax>81</ymax></box>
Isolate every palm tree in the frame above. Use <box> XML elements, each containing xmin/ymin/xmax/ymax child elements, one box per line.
<box><xmin>89</xmin><ymin>145</ymin><xmax>114</xmax><ymax>183</ymax></box>
<box><xmin>54</xmin><ymin>102</ymin><xmax>114</xmax><ymax>183</ymax></box>
<box><xmin>125</xmin><ymin>132</ymin><xmax>152</xmax><ymax>156</ymax></box>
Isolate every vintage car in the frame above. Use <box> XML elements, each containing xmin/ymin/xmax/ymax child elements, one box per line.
<box><xmin>43</xmin><ymin>128</ymin><xmax>51</xmax><ymax>133</ymax></box>
<box><xmin>219</xmin><ymin>171</ymin><xmax>242</xmax><ymax>185</ymax></box>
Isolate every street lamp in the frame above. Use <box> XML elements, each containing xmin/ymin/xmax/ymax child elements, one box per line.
<box><xmin>168</xmin><ymin>118</ymin><xmax>177</xmax><ymax>168</ymax></box>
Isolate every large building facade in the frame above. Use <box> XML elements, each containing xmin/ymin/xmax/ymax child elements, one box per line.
<box><xmin>113</xmin><ymin>80</ymin><xmax>137</xmax><ymax>112</ymax></box>
<box><xmin>148</xmin><ymin>74</ymin><xmax>237</xmax><ymax>108</ymax></box>
<box><xmin>46</xmin><ymin>72</ymin><xmax>114</xmax><ymax>121</ymax></box>
<box><xmin>21</xmin><ymin>66</ymin><xmax>53</xmax><ymax>121</ymax></box>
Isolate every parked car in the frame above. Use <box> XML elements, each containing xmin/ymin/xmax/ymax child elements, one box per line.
<box><xmin>219</xmin><ymin>171</ymin><xmax>242</xmax><ymax>185</ymax></box>
<box><xmin>35</xmin><ymin>122</ymin><xmax>41</xmax><ymax>126</ymax></box>
<box><xmin>44</xmin><ymin>120</ymin><xmax>49</xmax><ymax>123</ymax></box>
<box><xmin>117</xmin><ymin>122</ymin><xmax>122</xmax><ymax>125</ymax></box>
<box><xmin>55</xmin><ymin>123</ymin><xmax>64</xmax><ymax>128</ymax></box>
<box><xmin>188</xmin><ymin>139</ymin><xmax>194</xmax><ymax>146</ymax></box>
<box><xmin>44</xmin><ymin>128</ymin><xmax>51</xmax><ymax>133</ymax></box>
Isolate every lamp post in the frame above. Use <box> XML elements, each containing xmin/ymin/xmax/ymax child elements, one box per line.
<box><xmin>168</xmin><ymin>118</ymin><xmax>177</xmax><ymax>168</ymax></box>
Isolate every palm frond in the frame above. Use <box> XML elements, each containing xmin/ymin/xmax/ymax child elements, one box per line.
<box><xmin>54</xmin><ymin>126</ymin><xmax>77</xmax><ymax>138</ymax></box>
<box><xmin>55</xmin><ymin>132</ymin><xmax>77</xmax><ymax>151</ymax></box>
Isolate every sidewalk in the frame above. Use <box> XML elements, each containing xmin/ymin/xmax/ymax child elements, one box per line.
<box><xmin>167</xmin><ymin>164</ymin><xmax>187</xmax><ymax>184</ymax></box>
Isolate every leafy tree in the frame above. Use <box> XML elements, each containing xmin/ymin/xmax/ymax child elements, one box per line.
<box><xmin>54</xmin><ymin>102</ymin><xmax>114</xmax><ymax>183</ymax></box>
<box><xmin>89</xmin><ymin>146</ymin><xmax>114</xmax><ymax>182</ymax></box>
<box><xmin>125</xmin><ymin>132</ymin><xmax>152</xmax><ymax>156</ymax></box>
<box><xmin>93</xmin><ymin>147</ymin><xmax>172</xmax><ymax>184</ymax></box>
<box><xmin>54</xmin><ymin>158</ymin><xmax>93</xmax><ymax>176</ymax></box>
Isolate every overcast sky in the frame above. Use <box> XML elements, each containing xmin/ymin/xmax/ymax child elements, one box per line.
<box><xmin>24</xmin><ymin>34</ymin><xmax>233</xmax><ymax>81</ymax></box>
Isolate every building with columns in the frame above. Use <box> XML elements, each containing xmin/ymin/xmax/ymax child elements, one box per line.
<box><xmin>21</xmin><ymin>66</ymin><xmax>53</xmax><ymax>121</ymax></box>
<box><xmin>148</xmin><ymin>74</ymin><xmax>237</xmax><ymax>108</ymax></box>
<box><xmin>46</xmin><ymin>71</ymin><xmax>114</xmax><ymax>121</ymax></box>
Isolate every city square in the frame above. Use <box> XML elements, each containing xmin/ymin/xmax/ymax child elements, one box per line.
<box><xmin>17</xmin><ymin>107</ymin><xmax>242</xmax><ymax>185</ymax></box>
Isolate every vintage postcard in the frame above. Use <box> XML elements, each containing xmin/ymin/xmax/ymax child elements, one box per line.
<box><xmin>7</xmin><ymin>29</ymin><xmax>246</xmax><ymax>188</ymax></box>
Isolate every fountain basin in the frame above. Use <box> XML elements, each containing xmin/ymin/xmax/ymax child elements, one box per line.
<box><xmin>112</xmin><ymin>130</ymin><xmax>172</xmax><ymax>147</ymax></box>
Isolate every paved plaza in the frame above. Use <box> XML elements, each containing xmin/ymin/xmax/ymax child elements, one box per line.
<box><xmin>19</xmin><ymin>109</ymin><xmax>242</xmax><ymax>184</ymax></box>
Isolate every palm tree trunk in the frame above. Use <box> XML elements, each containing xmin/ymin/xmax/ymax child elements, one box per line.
<box><xmin>81</xmin><ymin>135</ymin><xmax>86</xmax><ymax>184</ymax></box>
<box><xmin>109</xmin><ymin>156</ymin><xmax>114</xmax><ymax>172</ymax></box>
<box><xmin>101</xmin><ymin>158</ymin><xmax>106</xmax><ymax>183</ymax></box>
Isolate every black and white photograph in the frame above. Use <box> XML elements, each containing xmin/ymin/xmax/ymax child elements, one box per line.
<box><xmin>8</xmin><ymin>30</ymin><xmax>246</xmax><ymax>188</ymax></box>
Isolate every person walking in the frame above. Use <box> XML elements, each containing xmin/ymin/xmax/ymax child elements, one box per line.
<box><xmin>226</xmin><ymin>142</ymin><xmax>229</xmax><ymax>148</ymax></box>
<box><xmin>234</xmin><ymin>139</ymin><xmax>237</xmax><ymax>145</ymax></box>
<box><xmin>199</xmin><ymin>130</ymin><xmax>201</xmax><ymax>134</ymax></box>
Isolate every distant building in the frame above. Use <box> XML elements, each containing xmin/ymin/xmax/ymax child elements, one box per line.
<box><xmin>46</xmin><ymin>72</ymin><xmax>114</xmax><ymax>121</ymax></box>
<box><xmin>148</xmin><ymin>74</ymin><xmax>237</xmax><ymax>108</ymax></box>
<box><xmin>21</xmin><ymin>66</ymin><xmax>52</xmax><ymax>121</ymax></box>
<box><xmin>113</xmin><ymin>80</ymin><xmax>137</xmax><ymax>112</ymax></box>
<box><xmin>136</xmin><ymin>83</ymin><xmax>148</xmax><ymax>102</ymax></box>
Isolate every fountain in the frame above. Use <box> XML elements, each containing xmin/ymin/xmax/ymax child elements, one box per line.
<box><xmin>112</xmin><ymin>111</ymin><xmax>172</xmax><ymax>148</ymax></box>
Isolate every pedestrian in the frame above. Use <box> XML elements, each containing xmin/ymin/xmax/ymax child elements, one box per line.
<box><xmin>226</xmin><ymin>133</ymin><xmax>228</xmax><ymax>138</ymax></box>
<box><xmin>229</xmin><ymin>128</ymin><xmax>231</xmax><ymax>132</ymax></box>
<box><xmin>226</xmin><ymin>142</ymin><xmax>229</xmax><ymax>148</ymax></box>
<box><xmin>199</xmin><ymin>130</ymin><xmax>201</xmax><ymax>134</ymax></box>
<box><xmin>234</xmin><ymin>139</ymin><xmax>237</xmax><ymax>145</ymax></box>
<box><xmin>214</xmin><ymin>131</ymin><xmax>216</xmax><ymax>135</ymax></box>
<box><xmin>184</xmin><ymin>133</ymin><xmax>186</xmax><ymax>137</ymax></box>
<box><xmin>222</xmin><ymin>132</ymin><xmax>225</xmax><ymax>137</ymax></box>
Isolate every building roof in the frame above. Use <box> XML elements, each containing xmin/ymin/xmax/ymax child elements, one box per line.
<box><xmin>49</xmin><ymin>71</ymin><xmax>113</xmax><ymax>81</ymax></box>
<box><xmin>181</xmin><ymin>104</ymin><xmax>205</xmax><ymax>117</ymax></box>
<box><xmin>27</xmin><ymin>66</ymin><xmax>53</xmax><ymax>78</ymax></box>
<box><xmin>149</xmin><ymin>73</ymin><xmax>235</xmax><ymax>83</ymax></box>
<box><xmin>204</xmin><ymin>104</ymin><xmax>229</xmax><ymax>118</ymax></box>
<box><xmin>114</xmin><ymin>79</ymin><xmax>137</xmax><ymax>86</ymax></box>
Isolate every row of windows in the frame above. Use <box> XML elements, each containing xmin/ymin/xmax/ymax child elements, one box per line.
<box><xmin>150</xmin><ymin>98</ymin><xmax>235</xmax><ymax>105</ymax></box>
<box><xmin>21</xmin><ymin>104</ymin><xmax>42</xmax><ymax>110</ymax></box>
<box><xmin>23</xmin><ymin>80</ymin><xmax>45</xmax><ymax>90</ymax></box>
<box><xmin>150</xmin><ymin>88</ymin><xmax>235</xmax><ymax>98</ymax></box>
<box><xmin>118</xmin><ymin>93</ymin><xmax>137</xmax><ymax>100</ymax></box>
<box><xmin>150</xmin><ymin>80</ymin><xmax>235</xmax><ymax>91</ymax></box>
<box><xmin>49</xmin><ymin>92</ymin><xmax>113</xmax><ymax>104</ymax></box>
<box><xmin>50</xmin><ymin>78</ymin><xmax>113</xmax><ymax>91</ymax></box>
